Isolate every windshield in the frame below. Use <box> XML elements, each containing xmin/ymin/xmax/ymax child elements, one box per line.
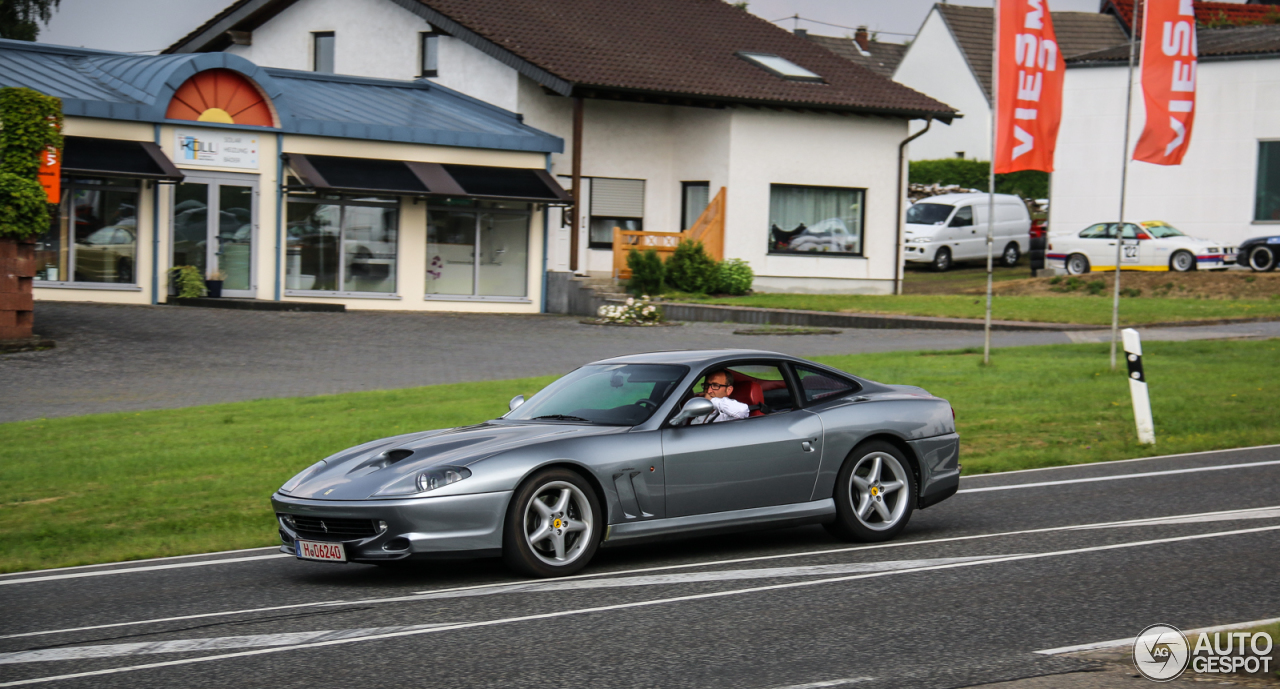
<box><xmin>906</xmin><ymin>203</ymin><xmax>954</xmax><ymax>225</ymax></box>
<box><xmin>504</xmin><ymin>364</ymin><xmax>688</xmax><ymax>426</ymax></box>
<box><xmin>1143</xmin><ymin>223</ymin><xmax>1186</xmax><ymax>239</ymax></box>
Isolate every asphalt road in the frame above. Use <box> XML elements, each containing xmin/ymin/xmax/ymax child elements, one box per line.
<box><xmin>2</xmin><ymin>445</ymin><xmax>1278</xmax><ymax>689</ymax></box>
<box><xmin>3</xmin><ymin>302</ymin><xmax>1280</xmax><ymax>422</ymax></box>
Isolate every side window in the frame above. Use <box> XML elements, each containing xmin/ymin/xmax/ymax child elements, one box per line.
<box><xmin>1079</xmin><ymin>223</ymin><xmax>1109</xmax><ymax>238</ymax></box>
<box><xmin>691</xmin><ymin>364</ymin><xmax>796</xmax><ymax>418</ymax></box>
<box><xmin>949</xmin><ymin>206</ymin><xmax>973</xmax><ymax>227</ymax></box>
<box><xmin>794</xmin><ymin>365</ymin><xmax>857</xmax><ymax>404</ymax></box>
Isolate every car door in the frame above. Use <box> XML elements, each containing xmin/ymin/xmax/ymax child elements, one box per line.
<box><xmin>661</xmin><ymin>362</ymin><xmax>823</xmax><ymax>517</ymax></box>
<box><xmin>1078</xmin><ymin>223</ymin><xmax>1117</xmax><ymax>267</ymax></box>
<box><xmin>947</xmin><ymin>204</ymin><xmax>977</xmax><ymax>259</ymax></box>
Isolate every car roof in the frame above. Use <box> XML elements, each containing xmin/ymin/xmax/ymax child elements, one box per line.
<box><xmin>912</xmin><ymin>193</ymin><xmax>1023</xmax><ymax>205</ymax></box>
<box><xmin>589</xmin><ymin>349</ymin><xmax>805</xmax><ymax>368</ymax></box>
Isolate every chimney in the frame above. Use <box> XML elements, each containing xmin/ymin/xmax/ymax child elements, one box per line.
<box><xmin>854</xmin><ymin>26</ymin><xmax>870</xmax><ymax>52</ymax></box>
<box><xmin>794</xmin><ymin>28</ymin><xmax>808</xmax><ymax>38</ymax></box>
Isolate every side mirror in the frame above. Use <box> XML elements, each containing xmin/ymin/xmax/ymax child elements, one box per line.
<box><xmin>670</xmin><ymin>397</ymin><xmax>714</xmax><ymax>426</ymax></box>
<box><xmin>508</xmin><ymin>395</ymin><xmax>525</xmax><ymax>412</ymax></box>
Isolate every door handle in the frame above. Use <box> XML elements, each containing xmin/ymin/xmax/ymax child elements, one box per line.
<box><xmin>801</xmin><ymin>441</ymin><xmax>815</xmax><ymax>452</ymax></box>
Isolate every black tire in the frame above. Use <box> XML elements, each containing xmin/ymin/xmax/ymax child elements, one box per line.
<box><xmin>824</xmin><ymin>440</ymin><xmax>917</xmax><ymax>543</ymax></box>
<box><xmin>502</xmin><ymin>467</ymin><xmax>602</xmax><ymax>578</ymax></box>
<box><xmin>1066</xmin><ymin>253</ymin><xmax>1090</xmax><ymax>275</ymax></box>
<box><xmin>932</xmin><ymin>246</ymin><xmax>952</xmax><ymax>272</ymax></box>
<box><xmin>1248</xmin><ymin>245</ymin><xmax>1277</xmax><ymax>272</ymax></box>
<box><xmin>1170</xmin><ymin>250</ymin><xmax>1196</xmax><ymax>272</ymax></box>
<box><xmin>1001</xmin><ymin>242</ymin><xmax>1021</xmax><ymax>267</ymax></box>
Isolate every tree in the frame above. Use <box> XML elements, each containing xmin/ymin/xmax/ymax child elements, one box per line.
<box><xmin>0</xmin><ymin>0</ymin><xmax>60</xmax><ymax>41</ymax></box>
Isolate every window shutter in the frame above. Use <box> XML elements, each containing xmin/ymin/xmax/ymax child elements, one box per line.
<box><xmin>590</xmin><ymin>178</ymin><xmax>644</xmax><ymax>218</ymax></box>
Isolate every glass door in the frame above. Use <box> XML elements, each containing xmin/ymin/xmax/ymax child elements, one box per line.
<box><xmin>172</xmin><ymin>174</ymin><xmax>257</xmax><ymax>298</ymax></box>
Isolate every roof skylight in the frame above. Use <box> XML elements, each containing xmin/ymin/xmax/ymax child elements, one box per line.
<box><xmin>737</xmin><ymin>52</ymin><xmax>824</xmax><ymax>82</ymax></box>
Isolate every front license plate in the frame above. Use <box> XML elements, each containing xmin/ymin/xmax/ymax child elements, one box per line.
<box><xmin>296</xmin><ymin>540</ymin><xmax>346</xmax><ymax>562</ymax></box>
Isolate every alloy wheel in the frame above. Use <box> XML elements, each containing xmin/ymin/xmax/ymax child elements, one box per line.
<box><xmin>1171</xmin><ymin>251</ymin><xmax>1195</xmax><ymax>272</ymax></box>
<box><xmin>522</xmin><ymin>481</ymin><xmax>593</xmax><ymax>566</ymax></box>
<box><xmin>847</xmin><ymin>452</ymin><xmax>910</xmax><ymax>531</ymax></box>
<box><xmin>1249</xmin><ymin>246</ymin><xmax>1277</xmax><ymax>272</ymax></box>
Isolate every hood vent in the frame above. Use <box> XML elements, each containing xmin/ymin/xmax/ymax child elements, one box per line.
<box><xmin>347</xmin><ymin>448</ymin><xmax>416</xmax><ymax>476</ymax></box>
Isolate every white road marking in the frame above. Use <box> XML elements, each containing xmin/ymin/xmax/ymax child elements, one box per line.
<box><xmin>1070</xmin><ymin>506</ymin><xmax>1280</xmax><ymax>529</ymax></box>
<box><xmin>767</xmin><ymin>679</ymin><xmax>876</xmax><ymax>689</ymax></box>
<box><xmin>3</xmin><ymin>524</ymin><xmax>1277</xmax><ymax>687</ymax></box>
<box><xmin>0</xmin><ymin>624</ymin><xmax>451</xmax><ymax>665</ymax></box>
<box><xmin>1035</xmin><ymin>616</ymin><xmax>1280</xmax><ymax>655</ymax></box>
<box><xmin>7</xmin><ymin>504</ymin><xmax>1278</xmax><ymax>640</ymax></box>
<box><xmin>0</xmin><ymin>547</ymin><xmax>279</xmax><ymax>579</ymax></box>
<box><xmin>956</xmin><ymin>459</ymin><xmax>1280</xmax><ymax>494</ymax></box>
<box><xmin>960</xmin><ymin>443</ymin><xmax>1280</xmax><ymax>478</ymax></box>
<box><xmin>0</xmin><ymin>554</ymin><xmax>290</xmax><ymax>587</ymax></box>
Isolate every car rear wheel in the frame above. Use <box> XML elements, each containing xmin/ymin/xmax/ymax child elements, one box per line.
<box><xmin>824</xmin><ymin>441</ymin><xmax>917</xmax><ymax>542</ymax></box>
<box><xmin>503</xmin><ymin>468</ymin><xmax>602</xmax><ymax>578</ymax></box>
<box><xmin>1248</xmin><ymin>246</ymin><xmax>1277</xmax><ymax>272</ymax></box>
<box><xmin>1001</xmin><ymin>242</ymin><xmax>1021</xmax><ymax>267</ymax></box>
<box><xmin>1170</xmin><ymin>250</ymin><xmax>1196</xmax><ymax>272</ymax></box>
<box><xmin>1066</xmin><ymin>253</ymin><xmax>1090</xmax><ymax>275</ymax></box>
<box><xmin>932</xmin><ymin>246</ymin><xmax>952</xmax><ymax>272</ymax></box>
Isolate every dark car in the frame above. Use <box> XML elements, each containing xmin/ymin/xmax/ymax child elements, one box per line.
<box><xmin>1238</xmin><ymin>235</ymin><xmax>1280</xmax><ymax>272</ymax></box>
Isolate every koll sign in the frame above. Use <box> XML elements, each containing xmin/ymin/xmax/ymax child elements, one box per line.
<box><xmin>174</xmin><ymin>129</ymin><xmax>259</xmax><ymax>169</ymax></box>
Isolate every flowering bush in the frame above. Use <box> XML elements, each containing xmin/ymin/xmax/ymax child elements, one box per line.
<box><xmin>596</xmin><ymin>296</ymin><xmax>664</xmax><ymax>325</ymax></box>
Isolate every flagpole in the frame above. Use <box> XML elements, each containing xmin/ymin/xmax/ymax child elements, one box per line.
<box><xmin>984</xmin><ymin>0</ymin><xmax>1000</xmax><ymax>366</ymax></box>
<box><xmin>1111</xmin><ymin>1</ymin><xmax>1139</xmax><ymax>371</ymax></box>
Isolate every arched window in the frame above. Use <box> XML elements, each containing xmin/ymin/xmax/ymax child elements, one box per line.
<box><xmin>165</xmin><ymin>69</ymin><xmax>276</xmax><ymax>127</ymax></box>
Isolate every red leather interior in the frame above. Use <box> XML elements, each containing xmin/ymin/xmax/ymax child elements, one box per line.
<box><xmin>728</xmin><ymin>379</ymin><xmax>765</xmax><ymax>416</ymax></box>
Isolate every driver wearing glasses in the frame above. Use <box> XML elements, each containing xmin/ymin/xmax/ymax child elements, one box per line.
<box><xmin>690</xmin><ymin>370</ymin><xmax>750</xmax><ymax>425</ymax></box>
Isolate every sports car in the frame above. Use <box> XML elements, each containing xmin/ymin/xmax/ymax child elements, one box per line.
<box><xmin>1237</xmin><ymin>234</ymin><xmax>1280</xmax><ymax>272</ymax></box>
<box><xmin>1047</xmin><ymin>220</ymin><xmax>1236</xmax><ymax>274</ymax></box>
<box><xmin>272</xmin><ymin>350</ymin><xmax>960</xmax><ymax>578</ymax></box>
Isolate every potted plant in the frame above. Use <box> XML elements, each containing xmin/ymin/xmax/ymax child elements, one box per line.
<box><xmin>205</xmin><ymin>269</ymin><xmax>224</xmax><ymax>298</ymax></box>
<box><xmin>169</xmin><ymin>265</ymin><xmax>206</xmax><ymax>299</ymax></box>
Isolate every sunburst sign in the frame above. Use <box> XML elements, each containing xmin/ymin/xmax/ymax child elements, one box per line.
<box><xmin>165</xmin><ymin>69</ymin><xmax>275</xmax><ymax>127</ymax></box>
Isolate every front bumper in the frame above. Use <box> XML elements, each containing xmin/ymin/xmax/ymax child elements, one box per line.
<box><xmin>271</xmin><ymin>490</ymin><xmax>511</xmax><ymax>563</ymax></box>
<box><xmin>903</xmin><ymin>243</ymin><xmax>937</xmax><ymax>262</ymax></box>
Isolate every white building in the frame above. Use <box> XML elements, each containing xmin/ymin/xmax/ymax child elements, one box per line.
<box><xmin>1052</xmin><ymin>24</ymin><xmax>1280</xmax><ymax>246</ymax></box>
<box><xmin>893</xmin><ymin>4</ymin><xmax>1126</xmax><ymax>162</ymax></box>
<box><xmin>170</xmin><ymin>0</ymin><xmax>956</xmax><ymax>297</ymax></box>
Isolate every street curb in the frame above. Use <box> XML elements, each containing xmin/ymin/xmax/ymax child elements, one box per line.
<box><xmin>659</xmin><ymin>302</ymin><xmax>1105</xmax><ymax>331</ymax></box>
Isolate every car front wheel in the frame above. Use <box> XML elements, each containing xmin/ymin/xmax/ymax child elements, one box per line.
<box><xmin>503</xmin><ymin>468</ymin><xmax>602</xmax><ymax>577</ymax></box>
<box><xmin>825</xmin><ymin>441</ymin><xmax>917</xmax><ymax>542</ymax></box>
<box><xmin>1170</xmin><ymin>250</ymin><xmax>1196</xmax><ymax>272</ymax></box>
<box><xmin>1066</xmin><ymin>253</ymin><xmax>1090</xmax><ymax>275</ymax></box>
<box><xmin>1248</xmin><ymin>246</ymin><xmax>1277</xmax><ymax>272</ymax></box>
<box><xmin>932</xmin><ymin>246</ymin><xmax>952</xmax><ymax>272</ymax></box>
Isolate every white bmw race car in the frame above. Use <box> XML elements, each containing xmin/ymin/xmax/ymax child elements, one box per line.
<box><xmin>1047</xmin><ymin>221</ymin><xmax>1236</xmax><ymax>274</ymax></box>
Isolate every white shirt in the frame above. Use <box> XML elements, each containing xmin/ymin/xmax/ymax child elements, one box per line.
<box><xmin>690</xmin><ymin>396</ymin><xmax>750</xmax><ymax>424</ymax></box>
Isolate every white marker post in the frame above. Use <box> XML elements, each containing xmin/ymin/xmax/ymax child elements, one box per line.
<box><xmin>1122</xmin><ymin>328</ymin><xmax>1155</xmax><ymax>445</ymax></box>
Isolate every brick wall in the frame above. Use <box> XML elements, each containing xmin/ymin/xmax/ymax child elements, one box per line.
<box><xmin>0</xmin><ymin>239</ymin><xmax>35</xmax><ymax>340</ymax></box>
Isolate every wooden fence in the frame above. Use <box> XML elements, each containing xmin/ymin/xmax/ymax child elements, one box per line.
<box><xmin>612</xmin><ymin>187</ymin><xmax>725</xmax><ymax>279</ymax></box>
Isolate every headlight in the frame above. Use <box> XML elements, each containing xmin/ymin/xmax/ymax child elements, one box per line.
<box><xmin>279</xmin><ymin>461</ymin><xmax>326</xmax><ymax>494</ymax></box>
<box><xmin>910</xmin><ymin>237</ymin><xmax>931</xmax><ymax>244</ymax></box>
<box><xmin>416</xmin><ymin>467</ymin><xmax>471</xmax><ymax>493</ymax></box>
<box><xmin>1207</xmin><ymin>247</ymin><xmax>1220</xmax><ymax>254</ymax></box>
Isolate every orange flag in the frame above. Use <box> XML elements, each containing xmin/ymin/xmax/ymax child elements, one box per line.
<box><xmin>1133</xmin><ymin>0</ymin><xmax>1197</xmax><ymax>165</ymax></box>
<box><xmin>994</xmin><ymin>0</ymin><xmax>1065</xmax><ymax>173</ymax></box>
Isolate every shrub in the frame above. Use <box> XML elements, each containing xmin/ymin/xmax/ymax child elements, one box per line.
<box><xmin>597</xmin><ymin>296</ymin><xmax>663</xmax><ymax>325</ymax></box>
<box><xmin>665</xmin><ymin>239</ymin><xmax>718</xmax><ymax>294</ymax></box>
<box><xmin>0</xmin><ymin>87</ymin><xmax>63</xmax><ymax>240</ymax></box>
<box><xmin>909</xmin><ymin>158</ymin><xmax>1049</xmax><ymax>200</ymax></box>
<box><xmin>714</xmin><ymin>258</ymin><xmax>754</xmax><ymax>295</ymax></box>
<box><xmin>1086</xmin><ymin>280</ymin><xmax>1106</xmax><ymax>296</ymax></box>
<box><xmin>626</xmin><ymin>249</ymin><xmax>665</xmax><ymax>296</ymax></box>
<box><xmin>169</xmin><ymin>265</ymin><xmax>206</xmax><ymax>298</ymax></box>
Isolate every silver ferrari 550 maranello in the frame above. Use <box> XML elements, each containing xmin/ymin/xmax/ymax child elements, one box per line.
<box><xmin>272</xmin><ymin>349</ymin><xmax>960</xmax><ymax>577</ymax></box>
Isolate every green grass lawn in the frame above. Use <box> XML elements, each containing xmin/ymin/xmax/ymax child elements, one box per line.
<box><xmin>680</xmin><ymin>293</ymin><xmax>1280</xmax><ymax>326</ymax></box>
<box><xmin>2</xmin><ymin>339</ymin><xmax>1277</xmax><ymax>573</ymax></box>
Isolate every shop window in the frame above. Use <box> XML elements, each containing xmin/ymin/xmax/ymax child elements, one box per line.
<box><xmin>35</xmin><ymin>178</ymin><xmax>140</xmax><ymax>285</ymax></box>
<box><xmin>313</xmin><ymin>32</ymin><xmax>335</xmax><ymax>73</ymax></box>
<box><xmin>286</xmin><ymin>195</ymin><xmax>398</xmax><ymax>294</ymax></box>
<box><xmin>427</xmin><ymin>201</ymin><xmax>530</xmax><ymax>299</ymax></box>
<box><xmin>768</xmin><ymin>184</ymin><xmax>864</xmax><ymax>256</ymax></box>
<box><xmin>681</xmin><ymin>181</ymin><xmax>710</xmax><ymax>230</ymax></box>
<box><xmin>1256</xmin><ymin>141</ymin><xmax>1280</xmax><ymax>221</ymax></box>
<box><xmin>588</xmin><ymin>177</ymin><xmax>644</xmax><ymax>249</ymax></box>
<box><xmin>420</xmin><ymin>31</ymin><xmax>439</xmax><ymax>77</ymax></box>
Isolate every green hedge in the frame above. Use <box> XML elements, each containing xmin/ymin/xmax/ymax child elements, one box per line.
<box><xmin>909</xmin><ymin>158</ymin><xmax>1049</xmax><ymax>200</ymax></box>
<box><xmin>0</xmin><ymin>87</ymin><xmax>62</xmax><ymax>240</ymax></box>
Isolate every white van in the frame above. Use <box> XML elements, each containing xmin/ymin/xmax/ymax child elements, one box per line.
<box><xmin>904</xmin><ymin>193</ymin><xmax>1031</xmax><ymax>271</ymax></box>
